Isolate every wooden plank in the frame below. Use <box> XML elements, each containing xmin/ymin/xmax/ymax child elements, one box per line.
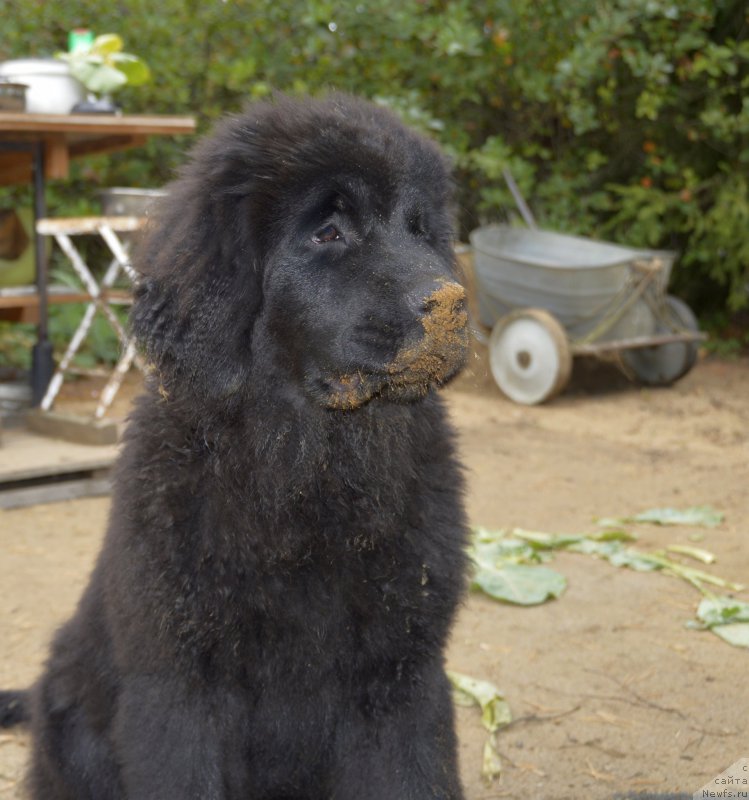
<box><xmin>0</xmin><ymin>475</ymin><xmax>112</xmax><ymax>510</ymax></box>
<box><xmin>0</xmin><ymin>289</ymin><xmax>131</xmax><ymax>325</ymax></box>
<box><xmin>0</xmin><ymin>287</ymin><xmax>132</xmax><ymax>306</ymax></box>
<box><xmin>69</xmin><ymin>134</ymin><xmax>148</xmax><ymax>159</ymax></box>
<box><xmin>0</xmin><ymin>111</ymin><xmax>196</xmax><ymax>137</ymax></box>
<box><xmin>37</xmin><ymin>216</ymin><xmax>144</xmax><ymax>235</ymax></box>
<box><xmin>0</xmin><ymin>150</ymin><xmax>31</xmax><ymax>185</ymax></box>
<box><xmin>0</xmin><ymin>427</ymin><xmax>119</xmax><ymax>483</ymax></box>
<box><xmin>0</xmin><ymin>290</ymin><xmax>128</xmax><ymax>322</ymax></box>
<box><xmin>25</xmin><ymin>409</ymin><xmax>119</xmax><ymax>446</ymax></box>
<box><xmin>0</xmin><ymin>305</ymin><xmax>36</xmax><ymax>322</ymax></box>
<box><xmin>0</xmin><ymin>290</ymin><xmax>89</xmax><ymax>308</ymax></box>
<box><xmin>44</xmin><ymin>133</ymin><xmax>69</xmax><ymax>180</ymax></box>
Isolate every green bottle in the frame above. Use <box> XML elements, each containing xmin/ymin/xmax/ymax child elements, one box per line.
<box><xmin>68</xmin><ymin>29</ymin><xmax>94</xmax><ymax>53</ymax></box>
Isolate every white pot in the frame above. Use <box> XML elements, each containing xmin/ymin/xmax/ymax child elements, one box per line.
<box><xmin>0</xmin><ymin>58</ymin><xmax>86</xmax><ymax>114</ymax></box>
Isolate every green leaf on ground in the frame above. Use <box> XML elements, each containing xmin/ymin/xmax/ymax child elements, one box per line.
<box><xmin>711</xmin><ymin>624</ymin><xmax>749</xmax><ymax>648</ymax></box>
<box><xmin>447</xmin><ymin>671</ymin><xmax>512</xmax><ymax>732</ymax></box>
<box><xmin>510</xmin><ymin>527</ymin><xmax>636</xmax><ymax>548</ymax></box>
<box><xmin>598</xmin><ymin>505</ymin><xmax>724</xmax><ymax>528</ymax></box>
<box><xmin>469</xmin><ymin>520</ymin><xmax>747</xmax><ymax>649</ymax></box>
<box><xmin>469</xmin><ymin>528</ymin><xmax>565</xmax><ymax>605</ymax></box>
<box><xmin>447</xmin><ymin>671</ymin><xmax>511</xmax><ymax>782</ymax></box>
<box><xmin>666</xmin><ymin>544</ymin><xmax>716</xmax><ymax>564</ymax></box>
<box><xmin>690</xmin><ymin>596</ymin><xmax>749</xmax><ymax>649</ymax></box>
<box><xmin>696</xmin><ymin>596</ymin><xmax>749</xmax><ymax>627</ymax></box>
<box><xmin>482</xmin><ymin>737</ymin><xmax>503</xmax><ymax>782</ymax></box>
<box><xmin>606</xmin><ymin>548</ymin><xmax>662</xmax><ymax>571</ymax></box>
<box><xmin>505</xmin><ymin>528</ymin><xmax>583</xmax><ymax>549</ymax></box>
<box><xmin>472</xmin><ymin>564</ymin><xmax>567</xmax><ymax>605</ymax></box>
<box><xmin>471</xmin><ymin>535</ymin><xmax>540</xmax><ymax>568</ymax></box>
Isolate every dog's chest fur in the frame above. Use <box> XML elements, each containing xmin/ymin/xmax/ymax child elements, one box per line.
<box><xmin>103</xmin><ymin>388</ymin><xmax>467</xmax><ymax>695</ymax></box>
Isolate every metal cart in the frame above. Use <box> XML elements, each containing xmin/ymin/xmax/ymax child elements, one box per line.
<box><xmin>470</xmin><ymin>214</ymin><xmax>705</xmax><ymax>405</ymax></box>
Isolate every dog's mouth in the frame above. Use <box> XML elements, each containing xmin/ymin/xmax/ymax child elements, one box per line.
<box><xmin>324</xmin><ymin>281</ymin><xmax>469</xmax><ymax>411</ymax></box>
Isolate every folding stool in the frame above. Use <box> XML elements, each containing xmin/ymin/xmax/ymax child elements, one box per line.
<box><xmin>35</xmin><ymin>216</ymin><xmax>144</xmax><ymax>419</ymax></box>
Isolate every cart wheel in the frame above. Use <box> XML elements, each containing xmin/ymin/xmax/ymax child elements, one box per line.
<box><xmin>621</xmin><ymin>295</ymin><xmax>700</xmax><ymax>386</ymax></box>
<box><xmin>489</xmin><ymin>309</ymin><xmax>572</xmax><ymax>405</ymax></box>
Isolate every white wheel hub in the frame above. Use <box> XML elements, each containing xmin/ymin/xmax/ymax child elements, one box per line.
<box><xmin>489</xmin><ymin>310</ymin><xmax>571</xmax><ymax>405</ymax></box>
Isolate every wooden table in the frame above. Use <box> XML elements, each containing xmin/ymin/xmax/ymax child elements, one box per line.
<box><xmin>0</xmin><ymin>111</ymin><xmax>195</xmax><ymax>184</ymax></box>
<box><xmin>0</xmin><ymin>111</ymin><xmax>196</xmax><ymax>402</ymax></box>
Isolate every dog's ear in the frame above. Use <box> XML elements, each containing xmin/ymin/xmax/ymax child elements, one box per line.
<box><xmin>130</xmin><ymin>131</ymin><xmax>267</xmax><ymax>404</ymax></box>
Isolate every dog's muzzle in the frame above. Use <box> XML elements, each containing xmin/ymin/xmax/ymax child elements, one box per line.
<box><xmin>326</xmin><ymin>279</ymin><xmax>469</xmax><ymax>410</ymax></box>
<box><xmin>388</xmin><ymin>278</ymin><xmax>468</xmax><ymax>376</ymax></box>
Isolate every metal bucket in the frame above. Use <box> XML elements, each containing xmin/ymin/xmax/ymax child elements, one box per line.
<box><xmin>99</xmin><ymin>188</ymin><xmax>168</xmax><ymax>217</ymax></box>
<box><xmin>470</xmin><ymin>225</ymin><xmax>675</xmax><ymax>341</ymax></box>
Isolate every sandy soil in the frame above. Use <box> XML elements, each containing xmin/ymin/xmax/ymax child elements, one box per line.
<box><xmin>0</xmin><ymin>347</ymin><xmax>747</xmax><ymax>799</ymax></box>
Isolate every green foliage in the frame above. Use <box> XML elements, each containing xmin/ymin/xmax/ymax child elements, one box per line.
<box><xmin>0</xmin><ymin>321</ymin><xmax>35</xmax><ymax>370</ymax></box>
<box><xmin>48</xmin><ymin>266</ymin><xmax>129</xmax><ymax>369</ymax></box>
<box><xmin>1</xmin><ymin>0</ymin><xmax>747</xmax><ymax>320</ymax></box>
<box><xmin>48</xmin><ymin>301</ymin><xmax>125</xmax><ymax>369</ymax></box>
<box><xmin>0</xmin><ymin>293</ymin><xmax>125</xmax><ymax>375</ymax></box>
<box><xmin>548</xmin><ymin>0</ymin><xmax>749</xmax><ymax>312</ymax></box>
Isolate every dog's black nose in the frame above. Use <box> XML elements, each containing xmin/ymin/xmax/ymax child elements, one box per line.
<box><xmin>384</xmin><ymin>277</ymin><xmax>469</xmax><ymax>386</ymax></box>
<box><xmin>421</xmin><ymin>285</ymin><xmax>467</xmax><ymax>319</ymax></box>
<box><xmin>405</xmin><ymin>278</ymin><xmax>467</xmax><ymax>321</ymax></box>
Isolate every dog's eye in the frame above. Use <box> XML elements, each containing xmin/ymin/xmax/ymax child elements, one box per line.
<box><xmin>313</xmin><ymin>224</ymin><xmax>342</xmax><ymax>244</ymax></box>
<box><xmin>408</xmin><ymin>213</ymin><xmax>426</xmax><ymax>238</ymax></box>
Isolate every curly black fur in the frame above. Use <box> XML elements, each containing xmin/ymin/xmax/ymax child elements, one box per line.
<box><xmin>5</xmin><ymin>95</ymin><xmax>471</xmax><ymax>799</ymax></box>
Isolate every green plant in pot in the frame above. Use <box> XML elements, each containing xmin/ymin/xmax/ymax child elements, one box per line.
<box><xmin>57</xmin><ymin>34</ymin><xmax>150</xmax><ymax>113</ymax></box>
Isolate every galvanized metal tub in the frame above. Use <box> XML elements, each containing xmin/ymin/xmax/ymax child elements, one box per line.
<box><xmin>98</xmin><ymin>188</ymin><xmax>168</xmax><ymax>217</ymax></box>
<box><xmin>470</xmin><ymin>225</ymin><xmax>675</xmax><ymax>341</ymax></box>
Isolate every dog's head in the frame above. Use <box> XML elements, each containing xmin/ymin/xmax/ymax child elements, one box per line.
<box><xmin>132</xmin><ymin>94</ymin><xmax>468</xmax><ymax>412</ymax></box>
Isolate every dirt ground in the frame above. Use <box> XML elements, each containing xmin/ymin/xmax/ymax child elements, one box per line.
<box><xmin>0</xmin><ymin>346</ymin><xmax>747</xmax><ymax>799</ymax></box>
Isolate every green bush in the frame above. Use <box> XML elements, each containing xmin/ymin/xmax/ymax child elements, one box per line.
<box><xmin>2</xmin><ymin>0</ymin><xmax>747</xmax><ymax>318</ymax></box>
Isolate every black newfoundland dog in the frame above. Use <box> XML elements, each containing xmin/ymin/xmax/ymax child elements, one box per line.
<box><xmin>0</xmin><ymin>94</ymin><xmax>470</xmax><ymax>799</ymax></box>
